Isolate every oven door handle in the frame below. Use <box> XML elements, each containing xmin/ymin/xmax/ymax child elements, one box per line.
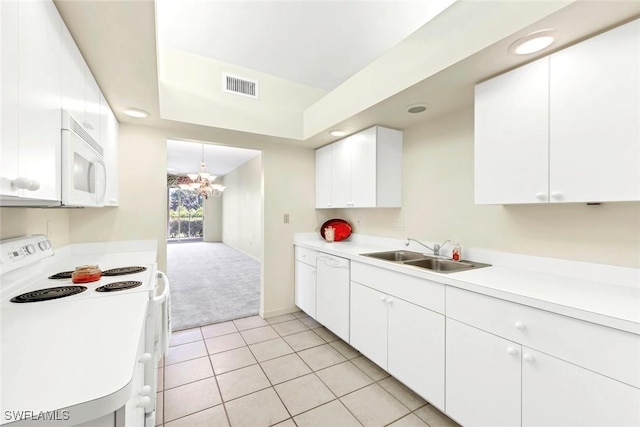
<box><xmin>154</xmin><ymin>271</ymin><xmax>172</xmax><ymax>357</ymax></box>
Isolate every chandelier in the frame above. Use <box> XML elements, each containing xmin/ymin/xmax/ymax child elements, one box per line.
<box><xmin>178</xmin><ymin>144</ymin><xmax>226</xmax><ymax>198</ymax></box>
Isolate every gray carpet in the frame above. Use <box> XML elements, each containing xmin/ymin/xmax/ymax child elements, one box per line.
<box><xmin>167</xmin><ymin>241</ymin><xmax>260</xmax><ymax>331</ymax></box>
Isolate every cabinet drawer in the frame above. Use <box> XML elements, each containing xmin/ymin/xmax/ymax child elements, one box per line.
<box><xmin>446</xmin><ymin>286</ymin><xmax>640</xmax><ymax>387</ymax></box>
<box><xmin>352</xmin><ymin>262</ymin><xmax>444</xmax><ymax>314</ymax></box>
<box><xmin>295</xmin><ymin>246</ymin><xmax>316</xmax><ymax>266</ymax></box>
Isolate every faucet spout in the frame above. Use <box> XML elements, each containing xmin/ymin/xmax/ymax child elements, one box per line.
<box><xmin>405</xmin><ymin>238</ymin><xmax>450</xmax><ymax>257</ymax></box>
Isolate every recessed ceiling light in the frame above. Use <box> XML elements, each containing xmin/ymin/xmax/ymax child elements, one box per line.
<box><xmin>330</xmin><ymin>129</ymin><xmax>348</xmax><ymax>137</ymax></box>
<box><xmin>406</xmin><ymin>103</ymin><xmax>430</xmax><ymax>114</ymax></box>
<box><xmin>123</xmin><ymin>108</ymin><xmax>149</xmax><ymax>118</ymax></box>
<box><xmin>509</xmin><ymin>30</ymin><xmax>555</xmax><ymax>55</ymax></box>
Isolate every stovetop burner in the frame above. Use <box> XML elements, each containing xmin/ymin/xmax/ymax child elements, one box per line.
<box><xmin>48</xmin><ymin>271</ymin><xmax>73</xmax><ymax>280</ymax></box>
<box><xmin>102</xmin><ymin>266</ymin><xmax>147</xmax><ymax>277</ymax></box>
<box><xmin>10</xmin><ymin>286</ymin><xmax>87</xmax><ymax>303</ymax></box>
<box><xmin>48</xmin><ymin>266</ymin><xmax>147</xmax><ymax>280</ymax></box>
<box><xmin>95</xmin><ymin>281</ymin><xmax>142</xmax><ymax>292</ymax></box>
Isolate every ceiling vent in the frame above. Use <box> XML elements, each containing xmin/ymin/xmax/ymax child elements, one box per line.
<box><xmin>223</xmin><ymin>73</ymin><xmax>259</xmax><ymax>99</ymax></box>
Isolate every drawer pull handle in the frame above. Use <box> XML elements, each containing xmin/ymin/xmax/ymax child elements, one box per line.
<box><xmin>506</xmin><ymin>347</ymin><xmax>518</xmax><ymax>356</ymax></box>
<box><xmin>523</xmin><ymin>353</ymin><xmax>535</xmax><ymax>363</ymax></box>
<box><xmin>514</xmin><ymin>321</ymin><xmax>526</xmax><ymax>330</ymax></box>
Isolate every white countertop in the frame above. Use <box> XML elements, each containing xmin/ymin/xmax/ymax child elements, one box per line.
<box><xmin>0</xmin><ymin>239</ymin><xmax>158</xmax><ymax>425</ymax></box>
<box><xmin>1</xmin><ymin>293</ymin><xmax>149</xmax><ymax>423</ymax></box>
<box><xmin>294</xmin><ymin>233</ymin><xmax>640</xmax><ymax>335</ymax></box>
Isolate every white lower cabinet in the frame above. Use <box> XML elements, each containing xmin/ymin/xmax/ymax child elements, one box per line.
<box><xmin>446</xmin><ymin>286</ymin><xmax>640</xmax><ymax>427</ymax></box>
<box><xmin>522</xmin><ymin>348</ymin><xmax>640</xmax><ymax>427</ymax></box>
<box><xmin>294</xmin><ymin>246</ymin><xmax>317</xmax><ymax>318</ymax></box>
<box><xmin>388</xmin><ymin>295</ymin><xmax>445</xmax><ymax>410</ymax></box>
<box><xmin>294</xmin><ymin>260</ymin><xmax>316</xmax><ymax>318</ymax></box>
<box><xmin>350</xmin><ymin>282</ymin><xmax>388</xmax><ymax>368</ymax></box>
<box><xmin>446</xmin><ymin>318</ymin><xmax>521</xmax><ymax>427</ymax></box>
<box><xmin>316</xmin><ymin>253</ymin><xmax>350</xmax><ymax>341</ymax></box>
<box><xmin>350</xmin><ymin>281</ymin><xmax>445</xmax><ymax>408</ymax></box>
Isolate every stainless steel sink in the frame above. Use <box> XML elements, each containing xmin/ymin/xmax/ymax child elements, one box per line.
<box><xmin>360</xmin><ymin>250</ymin><xmax>491</xmax><ymax>274</ymax></box>
<box><xmin>361</xmin><ymin>250</ymin><xmax>427</xmax><ymax>262</ymax></box>
<box><xmin>403</xmin><ymin>258</ymin><xmax>490</xmax><ymax>273</ymax></box>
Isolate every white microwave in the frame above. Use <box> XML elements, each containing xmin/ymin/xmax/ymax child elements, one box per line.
<box><xmin>61</xmin><ymin>110</ymin><xmax>107</xmax><ymax>207</ymax></box>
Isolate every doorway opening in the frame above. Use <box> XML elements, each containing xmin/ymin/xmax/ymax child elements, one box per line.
<box><xmin>166</xmin><ymin>139</ymin><xmax>262</xmax><ymax>331</ymax></box>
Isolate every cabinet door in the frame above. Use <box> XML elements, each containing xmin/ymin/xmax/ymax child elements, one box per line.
<box><xmin>474</xmin><ymin>57</ymin><xmax>550</xmax><ymax>204</ymax></box>
<box><xmin>522</xmin><ymin>348</ymin><xmax>640</xmax><ymax>427</ymax></box>
<box><xmin>0</xmin><ymin>0</ymin><xmax>19</xmax><ymax>196</ymax></box>
<box><xmin>17</xmin><ymin>0</ymin><xmax>61</xmax><ymax>201</ymax></box>
<box><xmin>294</xmin><ymin>260</ymin><xmax>316</xmax><ymax>318</ymax></box>
<box><xmin>100</xmin><ymin>94</ymin><xmax>119</xmax><ymax>206</ymax></box>
<box><xmin>60</xmin><ymin>23</ymin><xmax>86</xmax><ymax>126</ymax></box>
<box><xmin>446</xmin><ymin>318</ymin><xmax>521</xmax><ymax>427</ymax></box>
<box><xmin>350</xmin><ymin>282</ymin><xmax>387</xmax><ymax>369</ymax></box>
<box><xmin>351</xmin><ymin>127</ymin><xmax>377</xmax><ymax>207</ymax></box>
<box><xmin>316</xmin><ymin>255</ymin><xmax>350</xmax><ymax>341</ymax></box>
<box><xmin>330</xmin><ymin>137</ymin><xmax>351</xmax><ymax>207</ymax></box>
<box><xmin>315</xmin><ymin>144</ymin><xmax>332</xmax><ymax>208</ymax></box>
<box><xmin>549</xmin><ymin>19</ymin><xmax>640</xmax><ymax>203</ymax></box>
<box><xmin>83</xmin><ymin>66</ymin><xmax>101</xmax><ymax>143</ymax></box>
<box><xmin>388</xmin><ymin>298</ymin><xmax>445</xmax><ymax>410</ymax></box>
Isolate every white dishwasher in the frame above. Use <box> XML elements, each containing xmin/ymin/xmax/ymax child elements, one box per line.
<box><xmin>316</xmin><ymin>253</ymin><xmax>350</xmax><ymax>342</ymax></box>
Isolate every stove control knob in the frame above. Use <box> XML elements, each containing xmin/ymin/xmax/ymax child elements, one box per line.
<box><xmin>139</xmin><ymin>353</ymin><xmax>153</xmax><ymax>364</ymax></box>
<box><xmin>25</xmin><ymin>244</ymin><xmax>36</xmax><ymax>255</ymax></box>
<box><xmin>38</xmin><ymin>240</ymin><xmax>51</xmax><ymax>250</ymax></box>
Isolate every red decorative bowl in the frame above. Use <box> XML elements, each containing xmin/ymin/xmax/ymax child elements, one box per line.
<box><xmin>320</xmin><ymin>219</ymin><xmax>352</xmax><ymax>242</ymax></box>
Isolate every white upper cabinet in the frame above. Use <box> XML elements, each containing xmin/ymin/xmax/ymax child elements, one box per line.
<box><xmin>100</xmin><ymin>94</ymin><xmax>119</xmax><ymax>206</ymax></box>
<box><xmin>316</xmin><ymin>126</ymin><xmax>402</xmax><ymax>208</ymax></box>
<box><xmin>84</xmin><ymin>67</ymin><xmax>102</xmax><ymax>143</ymax></box>
<box><xmin>330</xmin><ymin>137</ymin><xmax>352</xmax><ymax>207</ymax></box>
<box><xmin>475</xmin><ymin>18</ymin><xmax>640</xmax><ymax>204</ymax></box>
<box><xmin>475</xmin><ymin>57</ymin><xmax>550</xmax><ymax>204</ymax></box>
<box><xmin>13</xmin><ymin>0</ymin><xmax>62</xmax><ymax>202</ymax></box>
<box><xmin>61</xmin><ymin>23</ymin><xmax>86</xmax><ymax>128</ymax></box>
<box><xmin>1</xmin><ymin>0</ymin><xmax>19</xmax><ymax>197</ymax></box>
<box><xmin>1</xmin><ymin>0</ymin><xmax>119</xmax><ymax>207</ymax></box>
<box><xmin>549</xmin><ymin>19</ymin><xmax>640</xmax><ymax>203</ymax></box>
<box><xmin>61</xmin><ymin>22</ymin><xmax>102</xmax><ymax>144</ymax></box>
<box><xmin>315</xmin><ymin>144</ymin><xmax>332</xmax><ymax>208</ymax></box>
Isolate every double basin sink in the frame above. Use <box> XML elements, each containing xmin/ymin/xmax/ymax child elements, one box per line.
<box><xmin>361</xmin><ymin>250</ymin><xmax>491</xmax><ymax>273</ymax></box>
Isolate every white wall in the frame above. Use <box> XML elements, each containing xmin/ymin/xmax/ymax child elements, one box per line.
<box><xmin>222</xmin><ymin>156</ymin><xmax>261</xmax><ymax>259</ymax></box>
<box><xmin>158</xmin><ymin>46</ymin><xmax>326</xmax><ymax>140</ymax></box>
<box><xmin>0</xmin><ymin>207</ymin><xmax>70</xmax><ymax>249</ymax></box>
<box><xmin>262</xmin><ymin>143</ymin><xmax>316</xmax><ymax>316</ymax></box>
<box><xmin>203</xmin><ymin>193</ymin><xmax>223</xmax><ymax>242</ymax></box>
<box><xmin>320</xmin><ymin>107</ymin><xmax>640</xmax><ymax>268</ymax></box>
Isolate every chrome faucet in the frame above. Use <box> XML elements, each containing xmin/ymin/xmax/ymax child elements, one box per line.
<box><xmin>404</xmin><ymin>238</ymin><xmax>451</xmax><ymax>257</ymax></box>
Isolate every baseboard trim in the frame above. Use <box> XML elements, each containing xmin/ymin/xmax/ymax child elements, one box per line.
<box><xmin>261</xmin><ymin>305</ymin><xmax>302</xmax><ymax>319</ymax></box>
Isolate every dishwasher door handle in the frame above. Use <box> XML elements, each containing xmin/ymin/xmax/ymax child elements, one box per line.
<box><xmin>317</xmin><ymin>255</ymin><xmax>348</xmax><ymax>268</ymax></box>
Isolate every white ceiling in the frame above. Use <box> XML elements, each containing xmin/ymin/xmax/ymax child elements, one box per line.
<box><xmin>166</xmin><ymin>139</ymin><xmax>260</xmax><ymax>176</ymax></box>
<box><xmin>54</xmin><ymin>1</ymin><xmax>640</xmax><ymax>151</ymax></box>
<box><xmin>156</xmin><ymin>0</ymin><xmax>451</xmax><ymax>91</ymax></box>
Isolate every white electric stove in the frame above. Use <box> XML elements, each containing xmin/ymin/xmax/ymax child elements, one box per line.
<box><xmin>0</xmin><ymin>235</ymin><xmax>170</xmax><ymax>427</ymax></box>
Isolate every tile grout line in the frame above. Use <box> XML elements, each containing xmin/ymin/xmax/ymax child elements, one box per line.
<box><xmin>242</xmin><ymin>330</ymin><xmax>298</xmax><ymax>426</ymax></box>
<box><xmin>168</xmin><ymin>315</ymin><xmax>450</xmax><ymax>427</ymax></box>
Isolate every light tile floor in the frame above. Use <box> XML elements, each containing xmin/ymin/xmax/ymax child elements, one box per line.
<box><xmin>157</xmin><ymin>313</ymin><xmax>460</xmax><ymax>427</ymax></box>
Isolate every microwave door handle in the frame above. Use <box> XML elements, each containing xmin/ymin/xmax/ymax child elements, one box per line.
<box><xmin>94</xmin><ymin>158</ymin><xmax>107</xmax><ymax>206</ymax></box>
